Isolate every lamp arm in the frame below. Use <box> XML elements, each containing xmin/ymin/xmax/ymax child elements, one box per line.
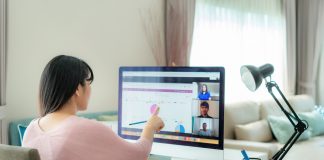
<box><xmin>271</xmin><ymin>131</ymin><xmax>303</xmax><ymax>160</ymax></box>
<box><xmin>266</xmin><ymin>82</ymin><xmax>299</xmax><ymax>126</ymax></box>
<box><xmin>265</xmin><ymin>81</ymin><xmax>307</xmax><ymax>160</ymax></box>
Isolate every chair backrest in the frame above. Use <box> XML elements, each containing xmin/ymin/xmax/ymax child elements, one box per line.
<box><xmin>0</xmin><ymin>144</ymin><xmax>40</xmax><ymax>160</ymax></box>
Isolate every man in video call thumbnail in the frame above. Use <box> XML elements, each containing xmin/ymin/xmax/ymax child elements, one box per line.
<box><xmin>198</xmin><ymin>123</ymin><xmax>212</xmax><ymax>136</ymax></box>
<box><xmin>198</xmin><ymin>101</ymin><xmax>213</xmax><ymax>118</ymax></box>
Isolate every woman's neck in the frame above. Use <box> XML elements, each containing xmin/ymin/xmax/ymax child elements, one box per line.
<box><xmin>39</xmin><ymin>105</ymin><xmax>76</xmax><ymax>132</ymax></box>
<box><xmin>49</xmin><ymin>101</ymin><xmax>78</xmax><ymax>116</ymax></box>
<box><xmin>59</xmin><ymin>103</ymin><xmax>77</xmax><ymax>115</ymax></box>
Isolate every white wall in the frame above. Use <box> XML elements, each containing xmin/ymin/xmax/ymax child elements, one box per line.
<box><xmin>6</xmin><ymin>0</ymin><xmax>164</xmax><ymax>120</ymax></box>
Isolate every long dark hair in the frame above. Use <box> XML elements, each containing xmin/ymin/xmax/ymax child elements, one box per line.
<box><xmin>39</xmin><ymin>55</ymin><xmax>94</xmax><ymax>116</ymax></box>
<box><xmin>201</xmin><ymin>84</ymin><xmax>208</xmax><ymax>93</ymax></box>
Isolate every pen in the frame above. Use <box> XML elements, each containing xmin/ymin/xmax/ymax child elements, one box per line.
<box><xmin>241</xmin><ymin>150</ymin><xmax>250</xmax><ymax>160</ymax></box>
<box><xmin>129</xmin><ymin>120</ymin><xmax>147</xmax><ymax>125</ymax></box>
<box><xmin>129</xmin><ymin>107</ymin><xmax>160</xmax><ymax>126</ymax></box>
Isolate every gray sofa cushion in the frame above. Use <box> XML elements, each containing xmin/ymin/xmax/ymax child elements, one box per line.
<box><xmin>288</xmin><ymin>94</ymin><xmax>315</xmax><ymax>112</ymax></box>
<box><xmin>235</xmin><ymin>120</ymin><xmax>273</xmax><ymax>142</ymax></box>
<box><xmin>224</xmin><ymin>101</ymin><xmax>260</xmax><ymax>139</ymax></box>
<box><xmin>0</xmin><ymin>144</ymin><xmax>40</xmax><ymax>160</ymax></box>
<box><xmin>260</xmin><ymin>94</ymin><xmax>315</xmax><ymax>119</ymax></box>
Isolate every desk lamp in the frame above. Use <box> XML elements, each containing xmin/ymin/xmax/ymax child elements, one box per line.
<box><xmin>240</xmin><ymin>64</ymin><xmax>308</xmax><ymax>160</ymax></box>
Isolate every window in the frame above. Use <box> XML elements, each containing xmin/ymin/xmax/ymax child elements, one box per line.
<box><xmin>190</xmin><ymin>0</ymin><xmax>286</xmax><ymax>102</ymax></box>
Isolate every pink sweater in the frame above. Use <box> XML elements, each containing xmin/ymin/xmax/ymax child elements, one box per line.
<box><xmin>22</xmin><ymin>116</ymin><xmax>152</xmax><ymax>160</ymax></box>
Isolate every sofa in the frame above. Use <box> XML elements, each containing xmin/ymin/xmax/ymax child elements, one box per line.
<box><xmin>224</xmin><ymin>94</ymin><xmax>324</xmax><ymax>160</ymax></box>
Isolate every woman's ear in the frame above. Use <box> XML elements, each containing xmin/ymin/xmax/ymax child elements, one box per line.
<box><xmin>75</xmin><ymin>90</ymin><xmax>80</xmax><ymax>96</ymax></box>
<box><xmin>75</xmin><ymin>84</ymin><xmax>82</xmax><ymax>96</ymax></box>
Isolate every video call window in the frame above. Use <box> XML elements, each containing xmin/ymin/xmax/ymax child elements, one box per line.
<box><xmin>192</xmin><ymin>118</ymin><xmax>219</xmax><ymax>137</ymax></box>
<box><xmin>191</xmin><ymin>82</ymin><xmax>220</xmax><ymax>137</ymax></box>
<box><xmin>197</xmin><ymin>82</ymin><xmax>220</xmax><ymax>101</ymax></box>
<box><xmin>191</xmin><ymin>100</ymin><xmax>219</xmax><ymax>118</ymax></box>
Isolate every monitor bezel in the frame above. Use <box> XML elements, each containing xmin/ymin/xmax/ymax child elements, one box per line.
<box><xmin>118</xmin><ymin>66</ymin><xmax>225</xmax><ymax>150</ymax></box>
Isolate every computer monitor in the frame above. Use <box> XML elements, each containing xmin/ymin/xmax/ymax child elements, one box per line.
<box><xmin>118</xmin><ymin>67</ymin><xmax>224</xmax><ymax>160</ymax></box>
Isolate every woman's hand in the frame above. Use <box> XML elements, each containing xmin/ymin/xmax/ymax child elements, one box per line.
<box><xmin>145</xmin><ymin>107</ymin><xmax>164</xmax><ymax>132</ymax></box>
<box><xmin>141</xmin><ymin>106</ymin><xmax>164</xmax><ymax>141</ymax></box>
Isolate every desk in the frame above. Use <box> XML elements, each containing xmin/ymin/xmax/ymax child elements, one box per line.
<box><xmin>148</xmin><ymin>149</ymin><xmax>268</xmax><ymax>160</ymax></box>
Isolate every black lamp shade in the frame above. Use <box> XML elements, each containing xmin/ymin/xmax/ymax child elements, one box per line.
<box><xmin>240</xmin><ymin>64</ymin><xmax>274</xmax><ymax>92</ymax></box>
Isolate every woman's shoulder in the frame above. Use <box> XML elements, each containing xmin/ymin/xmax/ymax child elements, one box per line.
<box><xmin>23</xmin><ymin>118</ymin><xmax>43</xmax><ymax>145</ymax></box>
<box><xmin>68</xmin><ymin>116</ymin><xmax>111</xmax><ymax>133</ymax></box>
<box><xmin>65</xmin><ymin>116</ymin><xmax>116</xmax><ymax>143</ymax></box>
<box><xmin>25</xmin><ymin>118</ymin><xmax>41</xmax><ymax>131</ymax></box>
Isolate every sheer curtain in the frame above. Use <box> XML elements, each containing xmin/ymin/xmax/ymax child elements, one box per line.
<box><xmin>190</xmin><ymin>0</ymin><xmax>286</xmax><ymax>102</ymax></box>
<box><xmin>283</xmin><ymin>0</ymin><xmax>297</xmax><ymax>96</ymax></box>
<box><xmin>140</xmin><ymin>1</ymin><xmax>166</xmax><ymax>66</ymax></box>
<box><xmin>165</xmin><ymin>0</ymin><xmax>195</xmax><ymax>66</ymax></box>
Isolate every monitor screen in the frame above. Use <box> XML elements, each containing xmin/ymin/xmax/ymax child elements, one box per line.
<box><xmin>118</xmin><ymin>67</ymin><xmax>224</xmax><ymax>154</ymax></box>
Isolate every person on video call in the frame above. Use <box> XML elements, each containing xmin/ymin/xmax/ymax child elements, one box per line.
<box><xmin>198</xmin><ymin>84</ymin><xmax>211</xmax><ymax>100</ymax></box>
<box><xmin>198</xmin><ymin>123</ymin><xmax>212</xmax><ymax>136</ymax></box>
<box><xmin>198</xmin><ymin>101</ymin><xmax>213</xmax><ymax>118</ymax></box>
<box><xmin>22</xmin><ymin>55</ymin><xmax>164</xmax><ymax>160</ymax></box>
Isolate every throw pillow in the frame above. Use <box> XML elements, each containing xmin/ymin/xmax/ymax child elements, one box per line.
<box><xmin>17</xmin><ymin>124</ymin><xmax>27</xmax><ymax>146</ymax></box>
<box><xmin>298</xmin><ymin>111</ymin><xmax>324</xmax><ymax>136</ymax></box>
<box><xmin>235</xmin><ymin>120</ymin><xmax>273</xmax><ymax>142</ymax></box>
<box><xmin>268</xmin><ymin>116</ymin><xmax>312</xmax><ymax>144</ymax></box>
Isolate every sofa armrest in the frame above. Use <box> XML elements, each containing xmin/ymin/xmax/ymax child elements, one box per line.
<box><xmin>0</xmin><ymin>144</ymin><xmax>40</xmax><ymax>160</ymax></box>
<box><xmin>224</xmin><ymin>139</ymin><xmax>278</xmax><ymax>159</ymax></box>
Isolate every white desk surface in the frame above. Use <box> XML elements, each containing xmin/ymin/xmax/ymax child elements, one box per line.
<box><xmin>224</xmin><ymin>148</ymin><xmax>268</xmax><ymax>160</ymax></box>
<box><xmin>148</xmin><ymin>148</ymin><xmax>268</xmax><ymax>160</ymax></box>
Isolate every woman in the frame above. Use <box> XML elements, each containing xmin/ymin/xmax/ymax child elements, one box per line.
<box><xmin>22</xmin><ymin>55</ymin><xmax>164</xmax><ymax>160</ymax></box>
<box><xmin>198</xmin><ymin>84</ymin><xmax>211</xmax><ymax>100</ymax></box>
